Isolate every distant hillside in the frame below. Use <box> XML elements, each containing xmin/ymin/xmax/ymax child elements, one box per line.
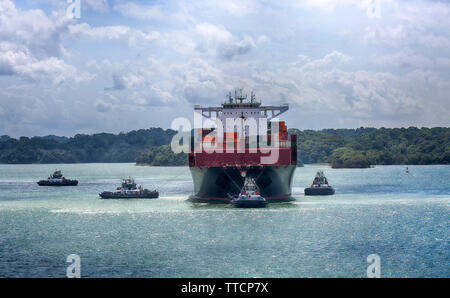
<box><xmin>290</xmin><ymin>127</ymin><xmax>450</xmax><ymax>168</ymax></box>
<box><xmin>0</xmin><ymin>135</ymin><xmax>11</xmax><ymax>142</ymax></box>
<box><xmin>0</xmin><ymin>128</ymin><xmax>176</xmax><ymax>164</ymax></box>
<box><xmin>136</xmin><ymin>145</ymin><xmax>187</xmax><ymax>166</ymax></box>
<box><xmin>40</xmin><ymin>135</ymin><xmax>69</xmax><ymax>143</ymax></box>
<box><xmin>0</xmin><ymin>127</ymin><xmax>449</xmax><ymax>167</ymax></box>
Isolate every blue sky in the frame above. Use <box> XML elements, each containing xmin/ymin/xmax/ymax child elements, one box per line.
<box><xmin>0</xmin><ymin>0</ymin><xmax>449</xmax><ymax>137</ymax></box>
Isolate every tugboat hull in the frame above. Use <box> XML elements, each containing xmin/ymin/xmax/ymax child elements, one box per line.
<box><xmin>189</xmin><ymin>165</ymin><xmax>296</xmax><ymax>203</ymax></box>
<box><xmin>304</xmin><ymin>187</ymin><xmax>335</xmax><ymax>196</ymax></box>
<box><xmin>99</xmin><ymin>191</ymin><xmax>159</xmax><ymax>199</ymax></box>
<box><xmin>37</xmin><ymin>180</ymin><xmax>78</xmax><ymax>186</ymax></box>
<box><xmin>232</xmin><ymin>198</ymin><xmax>268</xmax><ymax>208</ymax></box>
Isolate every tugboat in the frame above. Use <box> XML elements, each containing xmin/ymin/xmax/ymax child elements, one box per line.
<box><xmin>231</xmin><ymin>178</ymin><xmax>268</xmax><ymax>208</ymax></box>
<box><xmin>99</xmin><ymin>178</ymin><xmax>159</xmax><ymax>199</ymax></box>
<box><xmin>37</xmin><ymin>170</ymin><xmax>78</xmax><ymax>186</ymax></box>
<box><xmin>304</xmin><ymin>170</ymin><xmax>335</xmax><ymax>196</ymax></box>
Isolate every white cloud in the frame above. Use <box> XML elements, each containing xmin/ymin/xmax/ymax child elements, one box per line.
<box><xmin>249</xmin><ymin>51</ymin><xmax>434</xmax><ymax>123</ymax></box>
<box><xmin>363</xmin><ymin>1</ymin><xmax>450</xmax><ymax>49</ymax></box>
<box><xmin>95</xmin><ymin>100</ymin><xmax>111</xmax><ymax>112</ymax></box>
<box><xmin>113</xmin><ymin>2</ymin><xmax>163</xmax><ymax>20</ymax></box>
<box><xmin>0</xmin><ymin>0</ymin><xmax>70</xmax><ymax>58</ymax></box>
<box><xmin>374</xmin><ymin>49</ymin><xmax>434</xmax><ymax>69</ymax></box>
<box><xmin>1</xmin><ymin>0</ymin><xmax>450</xmax><ymax>136</ymax></box>
<box><xmin>193</xmin><ymin>23</ymin><xmax>256</xmax><ymax>59</ymax></box>
<box><xmin>364</xmin><ymin>24</ymin><xmax>405</xmax><ymax>47</ymax></box>
<box><xmin>84</xmin><ymin>0</ymin><xmax>109</xmax><ymax>13</ymax></box>
<box><xmin>301</xmin><ymin>51</ymin><xmax>351</xmax><ymax>70</ymax></box>
<box><xmin>68</xmin><ymin>22</ymin><xmax>160</xmax><ymax>46</ymax></box>
<box><xmin>0</xmin><ymin>1</ymin><xmax>91</xmax><ymax>84</ymax></box>
<box><xmin>214</xmin><ymin>0</ymin><xmax>260</xmax><ymax>16</ymax></box>
<box><xmin>302</xmin><ymin>0</ymin><xmax>372</xmax><ymax>11</ymax></box>
<box><xmin>69</xmin><ymin>23</ymin><xmax>130</xmax><ymax>41</ymax></box>
<box><xmin>104</xmin><ymin>74</ymin><xmax>126</xmax><ymax>91</ymax></box>
<box><xmin>365</xmin><ymin>24</ymin><xmax>450</xmax><ymax>49</ymax></box>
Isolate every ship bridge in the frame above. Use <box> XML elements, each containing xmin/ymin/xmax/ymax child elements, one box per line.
<box><xmin>194</xmin><ymin>89</ymin><xmax>289</xmax><ymax>121</ymax></box>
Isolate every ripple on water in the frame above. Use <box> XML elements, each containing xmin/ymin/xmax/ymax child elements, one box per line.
<box><xmin>0</xmin><ymin>164</ymin><xmax>448</xmax><ymax>277</ymax></box>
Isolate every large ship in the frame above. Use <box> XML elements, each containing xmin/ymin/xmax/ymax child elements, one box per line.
<box><xmin>188</xmin><ymin>90</ymin><xmax>297</xmax><ymax>203</ymax></box>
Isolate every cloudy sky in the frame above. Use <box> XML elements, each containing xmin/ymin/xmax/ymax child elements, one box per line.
<box><xmin>0</xmin><ymin>0</ymin><xmax>449</xmax><ymax>137</ymax></box>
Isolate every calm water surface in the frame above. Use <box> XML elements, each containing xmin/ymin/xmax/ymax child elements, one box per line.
<box><xmin>0</xmin><ymin>164</ymin><xmax>448</xmax><ymax>277</ymax></box>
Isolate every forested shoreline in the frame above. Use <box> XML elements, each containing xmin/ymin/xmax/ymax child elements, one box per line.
<box><xmin>0</xmin><ymin>128</ymin><xmax>176</xmax><ymax>164</ymax></box>
<box><xmin>1</xmin><ymin>127</ymin><xmax>449</xmax><ymax>168</ymax></box>
<box><xmin>291</xmin><ymin>127</ymin><xmax>449</xmax><ymax>168</ymax></box>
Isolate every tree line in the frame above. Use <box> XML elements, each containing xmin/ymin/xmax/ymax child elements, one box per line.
<box><xmin>0</xmin><ymin>127</ymin><xmax>449</xmax><ymax>167</ymax></box>
<box><xmin>291</xmin><ymin>127</ymin><xmax>450</xmax><ymax>168</ymax></box>
<box><xmin>0</xmin><ymin>128</ymin><xmax>176</xmax><ymax>164</ymax></box>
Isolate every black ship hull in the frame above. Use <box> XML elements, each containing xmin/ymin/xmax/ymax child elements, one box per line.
<box><xmin>232</xmin><ymin>199</ymin><xmax>268</xmax><ymax>208</ymax></box>
<box><xmin>37</xmin><ymin>180</ymin><xmax>78</xmax><ymax>186</ymax></box>
<box><xmin>99</xmin><ymin>191</ymin><xmax>159</xmax><ymax>199</ymax></box>
<box><xmin>189</xmin><ymin>165</ymin><xmax>296</xmax><ymax>203</ymax></box>
<box><xmin>304</xmin><ymin>187</ymin><xmax>335</xmax><ymax>196</ymax></box>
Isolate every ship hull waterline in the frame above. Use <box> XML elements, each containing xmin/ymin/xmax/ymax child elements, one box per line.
<box><xmin>304</xmin><ymin>187</ymin><xmax>335</xmax><ymax>196</ymax></box>
<box><xmin>99</xmin><ymin>193</ymin><xmax>159</xmax><ymax>199</ymax></box>
<box><xmin>37</xmin><ymin>180</ymin><xmax>78</xmax><ymax>186</ymax></box>
<box><xmin>188</xmin><ymin>165</ymin><xmax>296</xmax><ymax>204</ymax></box>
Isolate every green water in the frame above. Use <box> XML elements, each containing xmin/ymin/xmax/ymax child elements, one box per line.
<box><xmin>0</xmin><ymin>163</ymin><xmax>448</xmax><ymax>277</ymax></box>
